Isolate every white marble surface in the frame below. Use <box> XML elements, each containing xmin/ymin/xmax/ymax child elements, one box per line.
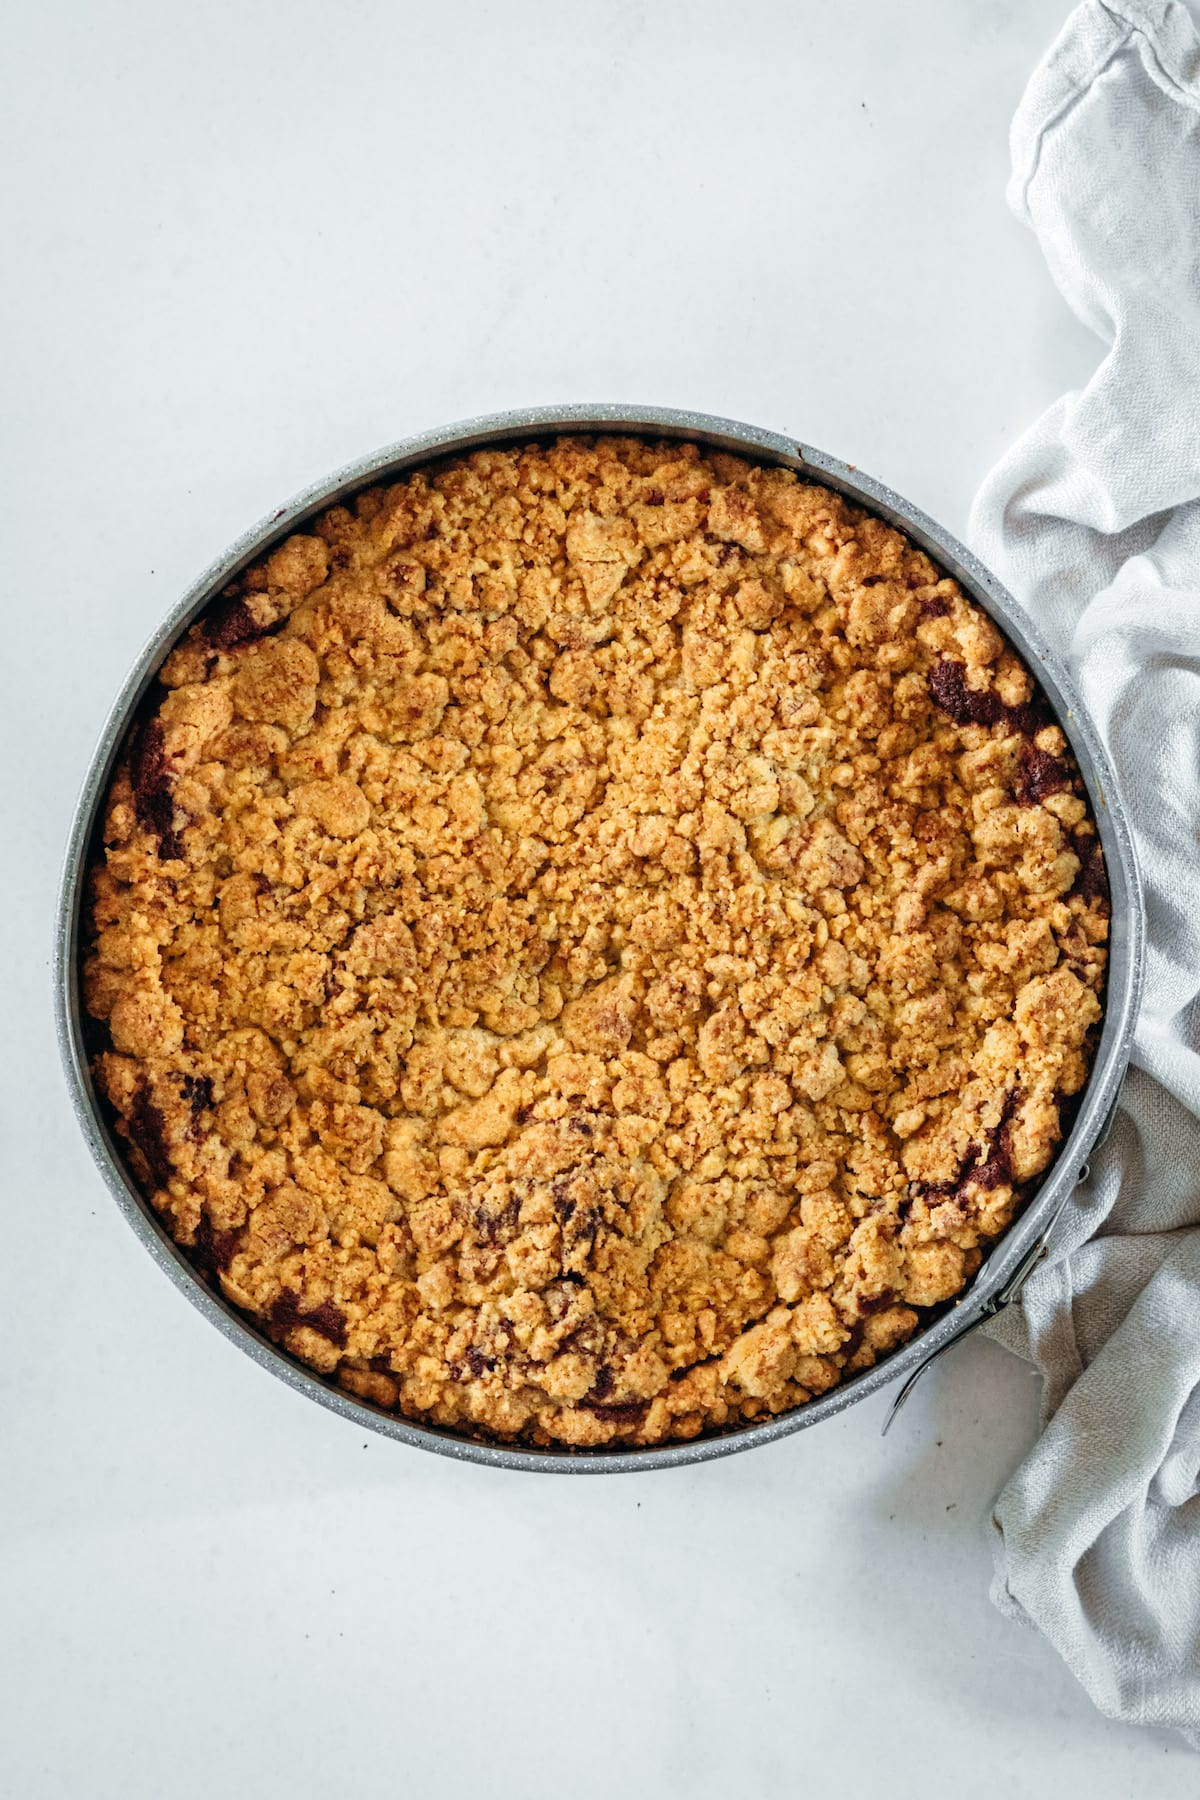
<box><xmin>3</xmin><ymin>2</ymin><xmax>1194</xmax><ymax>1793</ymax></box>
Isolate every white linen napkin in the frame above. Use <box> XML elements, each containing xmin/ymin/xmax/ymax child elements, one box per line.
<box><xmin>968</xmin><ymin>0</ymin><xmax>1200</xmax><ymax>1744</ymax></box>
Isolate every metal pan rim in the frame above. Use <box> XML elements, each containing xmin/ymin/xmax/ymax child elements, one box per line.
<box><xmin>54</xmin><ymin>404</ymin><xmax>1145</xmax><ymax>1473</ymax></box>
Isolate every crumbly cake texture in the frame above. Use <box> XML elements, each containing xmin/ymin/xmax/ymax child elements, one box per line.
<box><xmin>84</xmin><ymin>437</ymin><xmax>1109</xmax><ymax>1448</ymax></box>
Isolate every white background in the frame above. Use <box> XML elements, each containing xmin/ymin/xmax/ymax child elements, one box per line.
<box><xmin>3</xmin><ymin>2</ymin><xmax>1194</xmax><ymax>1794</ymax></box>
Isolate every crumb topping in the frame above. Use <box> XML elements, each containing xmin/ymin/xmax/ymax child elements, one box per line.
<box><xmin>83</xmin><ymin>437</ymin><xmax>1109</xmax><ymax>1447</ymax></box>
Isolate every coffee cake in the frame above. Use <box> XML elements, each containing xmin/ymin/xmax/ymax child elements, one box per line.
<box><xmin>83</xmin><ymin>437</ymin><xmax>1109</xmax><ymax>1447</ymax></box>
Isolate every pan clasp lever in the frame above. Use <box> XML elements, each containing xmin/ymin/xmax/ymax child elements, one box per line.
<box><xmin>879</xmin><ymin>1162</ymin><xmax>1089</xmax><ymax>1437</ymax></box>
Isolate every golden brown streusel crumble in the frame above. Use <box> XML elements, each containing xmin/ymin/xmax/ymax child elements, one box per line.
<box><xmin>84</xmin><ymin>437</ymin><xmax>1109</xmax><ymax>1448</ymax></box>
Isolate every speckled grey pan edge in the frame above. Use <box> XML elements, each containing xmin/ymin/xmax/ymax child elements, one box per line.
<box><xmin>54</xmin><ymin>404</ymin><xmax>1146</xmax><ymax>1474</ymax></box>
